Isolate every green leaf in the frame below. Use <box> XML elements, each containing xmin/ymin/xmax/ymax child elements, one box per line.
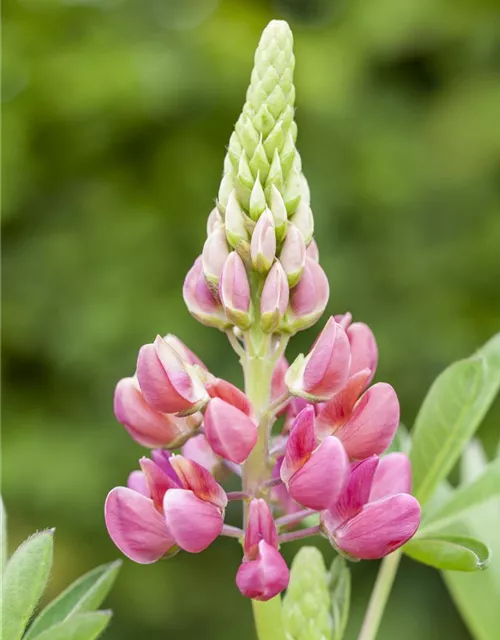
<box><xmin>25</xmin><ymin>560</ymin><xmax>121</xmax><ymax>639</ymax></box>
<box><xmin>329</xmin><ymin>556</ymin><xmax>351</xmax><ymax>640</ymax></box>
<box><xmin>0</xmin><ymin>529</ymin><xmax>54</xmax><ymax>640</ymax></box>
<box><xmin>404</xmin><ymin>534</ymin><xmax>491</xmax><ymax>571</ymax></box>
<box><xmin>420</xmin><ymin>456</ymin><xmax>500</xmax><ymax>533</ymax></box>
<box><xmin>0</xmin><ymin>495</ymin><xmax>6</xmax><ymax>574</ymax></box>
<box><xmin>410</xmin><ymin>333</ymin><xmax>500</xmax><ymax>504</ymax></box>
<box><xmin>29</xmin><ymin>611</ymin><xmax>112</xmax><ymax>640</ymax></box>
<box><xmin>442</xmin><ymin>441</ymin><xmax>500</xmax><ymax>640</ymax></box>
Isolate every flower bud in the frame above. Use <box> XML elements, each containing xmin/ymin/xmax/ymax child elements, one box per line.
<box><xmin>207</xmin><ymin>207</ymin><xmax>223</xmax><ymax>235</ymax></box>
<box><xmin>183</xmin><ymin>257</ymin><xmax>231</xmax><ymax>330</ymax></box>
<box><xmin>286</xmin><ymin>258</ymin><xmax>329</xmax><ymax>332</ymax></box>
<box><xmin>285</xmin><ymin>317</ymin><xmax>351</xmax><ymax>401</ymax></box>
<box><xmin>251</xmin><ymin>209</ymin><xmax>276</xmax><ymax>273</ymax></box>
<box><xmin>280</xmin><ymin>406</ymin><xmax>348</xmax><ymax>510</ymax></box>
<box><xmin>204</xmin><ymin>398</ymin><xmax>258</xmax><ymax>464</ymax></box>
<box><xmin>137</xmin><ymin>336</ymin><xmax>209</xmax><ymax>415</ymax></box>
<box><xmin>127</xmin><ymin>470</ymin><xmax>149</xmax><ymax>497</ymax></box>
<box><xmin>225</xmin><ymin>190</ymin><xmax>250</xmax><ymax>257</ymax></box>
<box><xmin>114</xmin><ymin>377</ymin><xmax>202</xmax><ymax>448</ymax></box>
<box><xmin>202</xmin><ymin>226</ymin><xmax>230</xmax><ymax>289</ymax></box>
<box><xmin>260</xmin><ymin>261</ymin><xmax>289</xmax><ymax>333</ymax></box>
<box><xmin>290</xmin><ymin>200</ymin><xmax>314</xmax><ymax>245</ymax></box>
<box><xmin>236</xmin><ymin>540</ymin><xmax>290</xmax><ymax>601</ymax></box>
<box><xmin>249</xmin><ymin>177</ymin><xmax>268</xmax><ymax>220</ymax></box>
<box><xmin>306</xmin><ymin>238</ymin><xmax>319</xmax><ymax>262</ymax></box>
<box><xmin>244</xmin><ymin>499</ymin><xmax>278</xmax><ymax>556</ymax></box>
<box><xmin>163</xmin><ymin>334</ymin><xmax>207</xmax><ymax>369</ymax></box>
<box><xmin>249</xmin><ymin>144</ymin><xmax>271</xmax><ymax>188</ymax></box>
<box><xmin>265</xmin><ymin>150</ymin><xmax>284</xmax><ymax>196</ymax></box>
<box><xmin>279</xmin><ymin>223</ymin><xmax>306</xmax><ymax>287</ymax></box>
<box><xmin>219</xmin><ymin>252</ymin><xmax>253</xmax><ymax>330</ymax></box>
<box><xmin>270</xmin><ymin>185</ymin><xmax>287</xmax><ymax>243</ymax></box>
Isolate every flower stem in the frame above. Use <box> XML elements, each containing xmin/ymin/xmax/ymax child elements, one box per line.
<box><xmin>278</xmin><ymin>525</ymin><xmax>321</xmax><ymax>544</ymax></box>
<box><xmin>357</xmin><ymin>550</ymin><xmax>402</xmax><ymax>640</ymax></box>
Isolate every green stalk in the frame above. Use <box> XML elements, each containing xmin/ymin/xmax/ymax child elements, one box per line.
<box><xmin>242</xmin><ymin>347</ymin><xmax>287</xmax><ymax>640</ymax></box>
<box><xmin>357</xmin><ymin>550</ymin><xmax>402</xmax><ymax>640</ymax></box>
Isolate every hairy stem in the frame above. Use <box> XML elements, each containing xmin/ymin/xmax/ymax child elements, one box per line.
<box><xmin>357</xmin><ymin>550</ymin><xmax>402</xmax><ymax>640</ymax></box>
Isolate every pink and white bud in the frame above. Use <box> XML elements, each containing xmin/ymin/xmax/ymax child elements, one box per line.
<box><xmin>136</xmin><ymin>336</ymin><xmax>209</xmax><ymax>415</ymax></box>
<box><xmin>114</xmin><ymin>377</ymin><xmax>201</xmax><ymax>448</ymax></box>
<box><xmin>204</xmin><ymin>375</ymin><xmax>253</xmax><ymax>416</ymax></box>
<box><xmin>207</xmin><ymin>207</ymin><xmax>223</xmax><ymax>235</ymax></box>
<box><xmin>219</xmin><ymin>252</ymin><xmax>253</xmax><ymax>330</ymax></box>
<box><xmin>280</xmin><ymin>406</ymin><xmax>348</xmax><ymax>511</ymax></box>
<box><xmin>163</xmin><ymin>334</ymin><xmax>207</xmax><ymax>370</ymax></box>
<box><xmin>251</xmin><ymin>208</ymin><xmax>276</xmax><ymax>274</ymax></box>
<box><xmin>285</xmin><ymin>318</ymin><xmax>351</xmax><ymax>401</ymax></box>
<box><xmin>202</xmin><ymin>226</ymin><xmax>230</xmax><ymax>289</ymax></box>
<box><xmin>290</xmin><ymin>200</ymin><xmax>314</xmax><ymax>245</ymax></box>
<box><xmin>105</xmin><ymin>487</ymin><xmax>176</xmax><ymax>564</ymax></box>
<box><xmin>317</xmin><ymin>381</ymin><xmax>399</xmax><ymax>459</ymax></box>
<box><xmin>287</xmin><ymin>258</ymin><xmax>329</xmax><ymax>332</ymax></box>
<box><xmin>182</xmin><ymin>434</ymin><xmax>221</xmax><ymax>475</ymax></box>
<box><xmin>260</xmin><ymin>261</ymin><xmax>290</xmax><ymax>333</ymax></box>
<box><xmin>204</xmin><ymin>397</ymin><xmax>258</xmax><ymax>464</ymax></box>
<box><xmin>306</xmin><ymin>239</ymin><xmax>319</xmax><ymax>263</ymax></box>
<box><xmin>321</xmin><ymin>455</ymin><xmax>421</xmax><ymax>560</ymax></box>
<box><xmin>279</xmin><ymin>224</ymin><xmax>306</xmax><ymax>287</ymax></box>
<box><xmin>183</xmin><ymin>256</ymin><xmax>231</xmax><ymax>330</ymax></box>
<box><xmin>236</xmin><ymin>540</ymin><xmax>290</xmax><ymax>601</ymax></box>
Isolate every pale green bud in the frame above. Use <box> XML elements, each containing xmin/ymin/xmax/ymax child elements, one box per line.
<box><xmin>283</xmin><ymin>547</ymin><xmax>332</xmax><ymax>640</ymax></box>
<box><xmin>265</xmin><ymin>149</ymin><xmax>284</xmax><ymax>197</ymax></box>
<box><xmin>270</xmin><ymin>185</ymin><xmax>287</xmax><ymax>243</ymax></box>
<box><xmin>249</xmin><ymin>176</ymin><xmax>267</xmax><ymax>221</ymax></box>
<box><xmin>225</xmin><ymin>190</ymin><xmax>250</xmax><ymax>259</ymax></box>
<box><xmin>249</xmin><ymin>140</ymin><xmax>270</xmax><ymax>184</ymax></box>
<box><xmin>217</xmin><ymin>170</ymin><xmax>234</xmax><ymax>214</ymax></box>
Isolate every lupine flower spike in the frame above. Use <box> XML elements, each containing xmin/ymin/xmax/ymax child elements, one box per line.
<box><xmin>105</xmin><ymin>19</ymin><xmax>421</xmax><ymax>623</ymax></box>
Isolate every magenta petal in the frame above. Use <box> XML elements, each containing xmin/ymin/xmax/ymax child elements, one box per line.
<box><xmin>105</xmin><ymin>487</ymin><xmax>174</xmax><ymax>564</ymax></box>
<box><xmin>287</xmin><ymin>436</ymin><xmax>348</xmax><ymax>511</ymax></box>
<box><xmin>139</xmin><ymin>457</ymin><xmax>178</xmax><ymax>509</ymax></box>
<box><xmin>280</xmin><ymin>405</ymin><xmax>317</xmax><ymax>484</ymax></box>
<box><xmin>245</xmin><ymin>499</ymin><xmax>278</xmax><ymax>555</ymax></box>
<box><xmin>370</xmin><ymin>452</ymin><xmax>412</xmax><ymax>501</ymax></box>
<box><xmin>136</xmin><ymin>342</ymin><xmax>188</xmax><ymax>414</ymax></box>
<box><xmin>335</xmin><ymin>383</ymin><xmax>400</xmax><ymax>459</ymax></box>
<box><xmin>332</xmin><ymin>456</ymin><xmax>379</xmax><ymax>523</ymax></box>
<box><xmin>204</xmin><ymin>398</ymin><xmax>258</xmax><ymax>464</ymax></box>
<box><xmin>236</xmin><ymin>541</ymin><xmax>290</xmax><ymax>601</ymax></box>
<box><xmin>334</xmin><ymin>494</ymin><xmax>421</xmax><ymax>559</ymax></box>
<box><xmin>163</xmin><ymin>489</ymin><xmax>223</xmax><ymax>553</ymax></box>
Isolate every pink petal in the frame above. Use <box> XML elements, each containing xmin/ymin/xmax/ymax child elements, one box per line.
<box><xmin>204</xmin><ymin>398</ymin><xmax>258</xmax><ymax>464</ymax></box>
<box><xmin>271</xmin><ymin>356</ymin><xmax>289</xmax><ymax>404</ymax></box>
<box><xmin>163</xmin><ymin>489</ymin><xmax>223</xmax><ymax>553</ymax></box>
<box><xmin>151</xmin><ymin>449</ymin><xmax>181</xmax><ymax>483</ymax></box>
<box><xmin>139</xmin><ymin>457</ymin><xmax>178</xmax><ymax>509</ymax></box>
<box><xmin>245</xmin><ymin>499</ymin><xmax>278</xmax><ymax>556</ymax></box>
<box><xmin>205</xmin><ymin>378</ymin><xmax>253</xmax><ymax>416</ymax></box>
<box><xmin>164</xmin><ymin>334</ymin><xmax>207</xmax><ymax>369</ymax></box>
<box><xmin>334</xmin><ymin>313</ymin><xmax>352</xmax><ymax>330</ymax></box>
<box><xmin>331</xmin><ymin>456</ymin><xmax>379</xmax><ymax>524</ymax></box>
<box><xmin>280</xmin><ymin>406</ymin><xmax>317</xmax><ymax>484</ymax></box>
<box><xmin>290</xmin><ymin>258</ymin><xmax>329</xmax><ymax>319</ymax></box>
<box><xmin>183</xmin><ymin>256</ymin><xmax>229</xmax><ymax>329</ymax></box>
<box><xmin>127</xmin><ymin>471</ymin><xmax>149</xmax><ymax>497</ymax></box>
<box><xmin>236</xmin><ymin>541</ymin><xmax>290</xmax><ymax>601</ymax></box>
<box><xmin>105</xmin><ymin>487</ymin><xmax>174</xmax><ymax>564</ymax></box>
<box><xmin>347</xmin><ymin>322</ymin><xmax>378</xmax><ymax>382</ymax></box>
<box><xmin>182</xmin><ymin>434</ymin><xmax>220</xmax><ymax>474</ymax></box>
<box><xmin>287</xmin><ymin>436</ymin><xmax>348</xmax><ymax>511</ymax></box>
<box><xmin>335</xmin><ymin>383</ymin><xmax>400</xmax><ymax>459</ymax></box>
<box><xmin>334</xmin><ymin>494</ymin><xmax>421</xmax><ymax>559</ymax></box>
<box><xmin>370</xmin><ymin>452</ymin><xmax>412</xmax><ymax>501</ymax></box>
<box><xmin>169</xmin><ymin>455</ymin><xmax>228</xmax><ymax>509</ymax></box>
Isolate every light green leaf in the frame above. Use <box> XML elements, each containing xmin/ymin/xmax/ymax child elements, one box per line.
<box><xmin>0</xmin><ymin>529</ymin><xmax>54</xmax><ymax>640</ymax></box>
<box><xmin>442</xmin><ymin>441</ymin><xmax>500</xmax><ymax>640</ymax></box>
<box><xmin>410</xmin><ymin>333</ymin><xmax>500</xmax><ymax>504</ymax></box>
<box><xmin>25</xmin><ymin>560</ymin><xmax>121</xmax><ymax>640</ymax></box>
<box><xmin>0</xmin><ymin>496</ymin><xmax>6</xmax><ymax>574</ymax></box>
<box><xmin>420</xmin><ymin>456</ymin><xmax>500</xmax><ymax>533</ymax></box>
<box><xmin>29</xmin><ymin>611</ymin><xmax>112</xmax><ymax>640</ymax></box>
<box><xmin>404</xmin><ymin>534</ymin><xmax>490</xmax><ymax>571</ymax></box>
<box><xmin>329</xmin><ymin>556</ymin><xmax>350</xmax><ymax>640</ymax></box>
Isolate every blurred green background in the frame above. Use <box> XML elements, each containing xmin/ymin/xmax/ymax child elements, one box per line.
<box><xmin>3</xmin><ymin>0</ymin><xmax>500</xmax><ymax>638</ymax></box>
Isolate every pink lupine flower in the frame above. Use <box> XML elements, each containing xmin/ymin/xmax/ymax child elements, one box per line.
<box><xmin>279</xmin><ymin>224</ymin><xmax>306</xmax><ymax>287</ymax></box>
<box><xmin>285</xmin><ymin>317</ymin><xmax>351</xmax><ymax>401</ymax></box>
<box><xmin>204</xmin><ymin>397</ymin><xmax>258</xmax><ymax>464</ymax></box>
<box><xmin>316</xmin><ymin>373</ymin><xmax>400</xmax><ymax>459</ymax></box>
<box><xmin>204</xmin><ymin>374</ymin><xmax>253</xmax><ymax>416</ymax></box>
<box><xmin>280</xmin><ymin>406</ymin><xmax>348</xmax><ymax>510</ymax></box>
<box><xmin>250</xmin><ymin>208</ymin><xmax>276</xmax><ymax>273</ymax></box>
<box><xmin>236</xmin><ymin>499</ymin><xmax>289</xmax><ymax>601</ymax></box>
<box><xmin>321</xmin><ymin>455</ymin><xmax>421</xmax><ymax>560</ymax></box>
<box><xmin>136</xmin><ymin>335</ymin><xmax>209</xmax><ymax>415</ymax></box>
<box><xmin>287</xmin><ymin>257</ymin><xmax>329</xmax><ymax>331</ymax></box>
<box><xmin>219</xmin><ymin>252</ymin><xmax>252</xmax><ymax>330</ymax></box>
<box><xmin>114</xmin><ymin>377</ymin><xmax>202</xmax><ymax>448</ymax></box>
<box><xmin>105</xmin><ymin>455</ymin><xmax>228</xmax><ymax>562</ymax></box>
<box><xmin>182</xmin><ymin>434</ymin><xmax>221</xmax><ymax>475</ymax></box>
<box><xmin>183</xmin><ymin>256</ymin><xmax>230</xmax><ymax>330</ymax></box>
<box><xmin>260</xmin><ymin>261</ymin><xmax>290</xmax><ymax>333</ymax></box>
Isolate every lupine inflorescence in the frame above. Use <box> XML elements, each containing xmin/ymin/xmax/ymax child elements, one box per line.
<box><xmin>105</xmin><ymin>20</ymin><xmax>421</xmax><ymax>603</ymax></box>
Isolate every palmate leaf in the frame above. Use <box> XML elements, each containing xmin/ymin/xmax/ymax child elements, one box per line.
<box><xmin>404</xmin><ymin>534</ymin><xmax>490</xmax><ymax>572</ymax></box>
<box><xmin>410</xmin><ymin>333</ymin><xmax>500</xmax><ymax>505</ymax></box>
<box><xmin>25</xmin><ymin>560</ymin><xmax>121</xmax><ymax>639</ymax></box>
<box><xmin>28</xmin><ymin>611</ymin><xmax>112</xmax><ymax>640</ymax></box>
<box><xmin>0</xmin><ymin>530</ymin><xmax>54</xmax><ymax>640</ymax></box>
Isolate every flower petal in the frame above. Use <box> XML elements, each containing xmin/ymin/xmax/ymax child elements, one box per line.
<box><xmin>163</xmin><ymin>489</ymin><xmax>223</xmax><ymax>553</ymax></box>
<box><xmin>280</xmin><ymin>405</ymin><xmax>317</xmax><ymax>484</ymax></box>
<box><xmin>105</xmin><ymin>487</ymin><xmax>174</xmax><ymax>564</ymax></box>
<box><xmin>182</xmin><ymin>434</ymin><xmax>220</xmax><ymax>475</ymax></box>
<box><xmin>236</xmin><ymin>540</ymin><xmax>290</xmax><ymax>601</ymax></box>
<box><xmin>139</xmin><ymin>457</ymin><xmax>179</xmax><ymax>509</ymax></box>
<box><xmin>127</xmin><ymin>471</ymin><xmax>149</xmax><ymax>497</ymax></box>
<box><xmin>346</xmin><ymin>322</ymin><xmax>378</xmax><ymax>382</ymax></box>
<box><xmin>245</xmin><ymin>499</ymin><xmax>278</xmax><ymax>556</ymax></box>
<box><xmin>370</xmin><ymin>452</ymin><xmax>412</xmax><ymax>501</ymax></box>
<box><xmin>169</xmin><ymin>455</ymin><xmax>228</xmax><ymax>509</ymax></box>
<box><xmin>204</xmin><ymin>398</ymin><xmax>258</xmax><ymax>464</ymax></box>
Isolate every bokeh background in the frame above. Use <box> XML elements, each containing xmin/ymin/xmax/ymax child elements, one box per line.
<box><xmin>3</xmin><ymin>0</ymin><xmax>500</xmax><ymax>638</ymax></box>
